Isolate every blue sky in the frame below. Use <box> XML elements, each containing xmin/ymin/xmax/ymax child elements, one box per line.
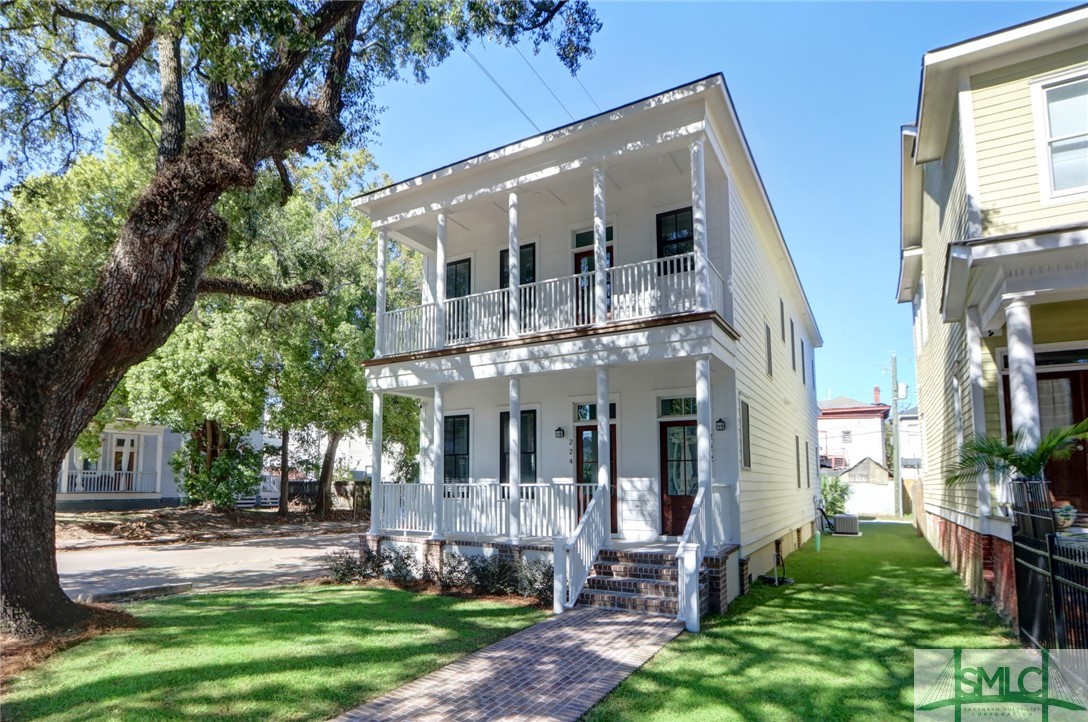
<box><xmin>364</xmin><ymin>1</ymin><xmax>1079</xmax><ymax>409</ymax></box>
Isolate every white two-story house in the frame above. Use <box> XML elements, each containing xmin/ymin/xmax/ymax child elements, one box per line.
<box><xmin>355</xmin><ymin>75</ymin><xmax>821</xmax><ymax>630</ymax></box>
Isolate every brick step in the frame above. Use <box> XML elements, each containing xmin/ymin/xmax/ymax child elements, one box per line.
<box><xmin>583</xmin><ymin>575</ymin><xmax>679</xmax><ymax>598</ymax></box>
<box><xmin>598</xmin><ymin>549</ymin><xmax>676</xmax><ymax>565</ymax></box>
<box><xmin>592</xmin><ymin>561</ymin><xmax>678</xmax><ymax>581</ymax></box>
<box><xmin>577</xmin><ymin>589</ymin><xmax>680</xmax><ymax>616</ymax></box>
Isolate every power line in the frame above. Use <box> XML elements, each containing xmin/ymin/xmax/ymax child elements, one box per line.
<box><xmin>574</xmin><ymin>74</ymin><xmax>601</xmax><ymax>112</ymax></box>
<box><xmin>514</xmin><ymin>46</ymin><xmax>575</xmax><ymax>121</ymax></box>
<box><xmin>465</xmin><ymin>48</ymin><xmax>540</xmax><ymax>133</ymax></box>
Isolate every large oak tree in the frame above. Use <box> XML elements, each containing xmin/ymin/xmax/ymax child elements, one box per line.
<box><xmin>0</xmin><ymin>0</ymin><xmax>599</xmax><ymax>634</ymax></box>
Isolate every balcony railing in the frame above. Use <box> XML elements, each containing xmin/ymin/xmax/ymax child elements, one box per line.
<box><xmin>60</xmin><ymin>470</ymin><xmax>157</xmax><ymax>494</ymax></box>
<box><xmin>380</xmin><ymin>252</ymin><xmax>728</xmax><ymax>356</ymax></box>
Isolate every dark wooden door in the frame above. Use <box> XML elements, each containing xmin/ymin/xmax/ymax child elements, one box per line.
<box><xmin>660</xmin><ymin>420</ymin><xmax>698</xmax><ymax>536</ymax></box>
<box><xmin>576</xmin><ymin>424</ymin><xmax>617</xmax><ymax>534</ymax></box>
<box><xmin>1003</xmin><ymin>369</ymin><xmax>1088</xmax><ymax>509</ymax></box>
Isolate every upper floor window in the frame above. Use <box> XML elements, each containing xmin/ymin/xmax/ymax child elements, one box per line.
<box><xmin>765</xmin><ymin>323</ymin><xmax>773</xmax><ymax>377</ymax></box>
<box><xmin>656</xmin><ymin>208</ymin><xmax>693</xmax><ymax>258</ymax></box>
<box><xmin>499</xmin><ymin>244</ymin><xmax>536</xmax><ymax>288</ymax></box>
<box><xmin>1033</xmin><ymin>73</ymin><xmax>1088</xmax><ymax>199</ymax></box>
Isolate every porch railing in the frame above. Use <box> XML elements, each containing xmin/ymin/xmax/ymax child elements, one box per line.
<box><xmin>379</xmin><ymin>253</ymin><xmax>728</xmax><ymax>357</ymax></box>
<box><xmin>384</xmin><ymin>303</ymin><xmax>435</xmax><ymax>356</ymax></box>
<box><xmin>376</xmin><ymin>481</ymin><xmax>434</xmax><ymax>533</ymax></box>
<box><xmin>554</xmin><ymin>483</ymin><xmax>610</xmax><ymax>611</ymax></box>
<box><xmin>676</xmin><ymin>485</ymin><xmax>708</xmax><ymax>632</ymax></box>
<box><xmin>62</xmin><ymin>470</ymin><xmax>157</xmax><ymax>494</ymax></box>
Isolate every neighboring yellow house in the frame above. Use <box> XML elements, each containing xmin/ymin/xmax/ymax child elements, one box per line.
<box><xmin>897</xmin><ymin>7</ymin><xmax>1088</xmax><ymax>624</ymax></box>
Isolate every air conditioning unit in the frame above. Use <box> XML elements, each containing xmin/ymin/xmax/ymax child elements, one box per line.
<box><xmin>834</xmin><ymin>514</ymin><xmax>860</xmax><ymax>535</ymax></box>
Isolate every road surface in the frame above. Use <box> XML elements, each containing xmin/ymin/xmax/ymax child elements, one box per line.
<box><xmin>57</xmin><ymin>533</ymin><xmax>358</xmax><ymax>598</ymax></box>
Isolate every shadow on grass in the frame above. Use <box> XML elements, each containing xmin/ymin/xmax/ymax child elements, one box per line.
<box><xmin>3</xmin><ymin>585</ymin><xmax>547</xmax><ymax>722</ymax></box>
<box><xmin>583</xmin><ymin>523</ymin><xmax>1017</xmax><ymax>722</ymax></box>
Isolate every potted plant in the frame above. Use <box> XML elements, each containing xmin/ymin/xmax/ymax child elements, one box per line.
<box><xmin>947</xmin><ymin>418</ymin><xmax>1088</xmax><ymax>524</ymax></box>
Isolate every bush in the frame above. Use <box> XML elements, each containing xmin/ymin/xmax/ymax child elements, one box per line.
<box><xmin>431</xmin><ymin>552</ymin><xmax>471</xmax><ymax>590</ymax></box>
<box><xmin>321</xmin><ymin>547</ymin><xmax>382</xmax><ymax>583</ymax></box>
<box><xmin>821</xmin><ymin>474</ymin><xmax>852</xmax><ymax>517</ymax></box>
<box><xmin>381</xmin><ymin>546</ymin><xmax>419</xmax><ymax>585</ymax></box>
<box><xmin>518</xmin><ymin>558</ymin><xmax>554</xmax><ymax>606</ymax></box>
<box><xmin>467</xmin><ymin>555</ymin><xmax>519</xmax><ymax>596</ymax></box>
<box><xmin>171</xmin><ymin>436</ymin><xmax>262</xmax><ymax>509</ymax></box>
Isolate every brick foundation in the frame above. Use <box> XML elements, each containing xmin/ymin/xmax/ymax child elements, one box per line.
<box><xmin>924</xmin><ymin>512</ymin><xmax>1018</xmax><ymax>625</ymax></box>
<box><xmin>739</xmin><ymin>556</ymin><xmax>751</xmax><ymax>595</ymax></box>
<box><xmin>703</xmin><ymin>544</ymin><xmax>740</xmax><ymax>614</ymax></box>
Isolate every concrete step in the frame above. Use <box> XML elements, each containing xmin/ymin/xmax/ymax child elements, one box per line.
<box><xmin>592</xmin><ymin>561</ymin><xmax>678</xmax><ymax>581</ymax></box>
<box><xmin>583</xmin><ymin>575</ymin><xmax>679</xmax><ymax>598</ymax></box>
<box><xmin>577</xmin><ymin>588</ymin><xmax>680</xmax><ymax>616</ymax></box>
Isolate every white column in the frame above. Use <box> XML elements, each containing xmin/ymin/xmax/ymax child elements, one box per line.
<box><xmin>431</xmin><ymin>385</ymin><xmax>445</xmax><ymax>538</ymax></box>
<box><xmin>435</xmin><ymin>213</ymin><xmax>447</xmax><ymax>349</ymax></box>
<box><xmin>509</xmin><ymin>377</ymin><xmax>521</xmax><ymax>543</ymax></box>
<box><xmin>375</xmin><ymin>230</ymin><xmax>388</xmax><ymax>357</ymax></box>
<box><xmin>691</xmin><ymin>138</ymin><xmax>710</xmax><ymax>311</ymax></box>
<box><xmin>370</xmin><ymin>392</ymin><xmax>383</xmax><ymax>534</ymax></box>
<box><xmin>508</xmin><ymin>191</ymin><xmax>520</xmax><ymax>338</ymax></box>
<box><xmin>597</xmin><ymin>366</ymin><xmax>611</xmax><ymax>536</ymax></box>
<box><xmin>966</xmin><ymin>307</ymin><xmax>991</xmax><ymax>526</ymax></box>
<box><xmin>155</xmin><ymin>430</ymin><xmax>164</xmax><ymax>494</ymax></box>
<box><xmin>1005</xmin><ymin>298</ymin><xmax>1041</xmax><ymax>450</ymax></box>
<box><xmin>696</xmin><ymin>355</ymin><xmax>712</xmax><ymax>547</ymax></box>
<box><xmin>593</xmin><ymin>165</ymin><xmax>608</xmax><ymax>327</ymax></box>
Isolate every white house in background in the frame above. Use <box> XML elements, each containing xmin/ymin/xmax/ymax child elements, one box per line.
<box><xmin>817</xmin><ymin>390</ymin><xmax>890</xmax><ymax>470</ymax></box>
<box><xmin>56</xmin><ymin>423</ymin><xmax>185</xmax><ymax>511</ymax></box>
<box><xmin>354</xmin><ymin>74</ymin><xmax>822</xmax><ymax>631</ymax></box>
<box><xmin>898</xmin><ymin>406</ymin><xmax>923</xmax><ymax>485</ymax></box>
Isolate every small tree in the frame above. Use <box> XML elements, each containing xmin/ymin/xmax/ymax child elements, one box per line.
<box><xmin>171</xmin><ymin>432</ymin><xmax>262</xmax><ymax>509</ymax></box>
<box><xmin>821</xmin><ymin>474</ymin><xmax>851</xmax><ymax>517</ymax></box>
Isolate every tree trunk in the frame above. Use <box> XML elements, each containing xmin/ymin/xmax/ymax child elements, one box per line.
<box><xmin>278</xmin><ymin>427</ymin><xmax>290</xmax><ymax>517</ymax></box>
<box><xmin>316</xmin><ymin>431</ymin><xmax>343</xmax><ymax>519</ymax></box>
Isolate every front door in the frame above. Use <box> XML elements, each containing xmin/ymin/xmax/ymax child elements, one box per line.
<box><xmin>111</xmin><ymin>434</ymin><xmax>138</xmax><ymax>491</ymax></box>
<box><xmin>446</xmin><ymin>258</ymin><xmax>471</xmax><ymax>342</ymax></box>
<box><xmin>576</xmin><ymin>424</ymin><xmax>618</xmax><ymax>534</ymax></box>
<box><xmin>660</xmin><ymin>420</ymin><xmax>698</xmax><ymax>536</ymax></box>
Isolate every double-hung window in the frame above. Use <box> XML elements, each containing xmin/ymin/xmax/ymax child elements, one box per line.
<box><xmin>499</xmin><ymin>410</ymin><xmax>537</xmax><ymax>484</ymax></box>
<box><xmin>444</xmin><ymin>415</ymin><xmax>470</xmax><ymax>484</ymax></box>
<box><xmin>1035</xmin><ymin>73</ymin><xmax>1088</xmax><ymax>198</ymax></box>
<box><xmin>499</xmin><ymin>244</ymin><xmax>536</xmax><ymax>288</ymax></box>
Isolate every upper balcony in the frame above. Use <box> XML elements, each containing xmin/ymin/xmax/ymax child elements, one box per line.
<box><xmin>355</xmin><ymin>75</ymin><xmax>740</xmax><ymax>362</ymax></box>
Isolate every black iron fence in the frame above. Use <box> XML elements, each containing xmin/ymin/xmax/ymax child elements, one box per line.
<box><xmin>1009</xmin><ymin>479</ymin><xmax>1088</xmax><ymax>685</ymax></box>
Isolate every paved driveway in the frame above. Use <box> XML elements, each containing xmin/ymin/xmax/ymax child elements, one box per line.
<box><xmin>57</xmin><ymin>533</ymin><xmax>358</xmax><ymax>598</ymax></box>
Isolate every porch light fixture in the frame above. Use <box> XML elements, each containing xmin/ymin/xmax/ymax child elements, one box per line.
<box><xmin>715</xmin><ymin>418</ymin><xmax>727</xmax><ymax>431</ymax></box>
<box><xmin>554</xmin><ymin>426</ymin><xmax>566</xmax><ymax>439</ymax></box>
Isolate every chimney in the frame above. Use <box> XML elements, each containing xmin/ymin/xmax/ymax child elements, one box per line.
<box><xmin>873</xmin><ymin>386</ymin><xmax>881</xmax><ymax>405</ymax></box>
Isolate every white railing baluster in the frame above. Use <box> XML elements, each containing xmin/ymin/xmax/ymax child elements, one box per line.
<box><xmin>558</xmin><ymin>483</ymin><xmax>610</xmax><ymax>610</ymax></box>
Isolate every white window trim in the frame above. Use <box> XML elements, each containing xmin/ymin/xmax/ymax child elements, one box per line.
<box><xmin>443</xmin><ymin>409</ymin><xmax>474</xmax><ymax>484</ymax></box>
<box><xmin>1030</xmin><ymin>66</ymin><xmax>1088</xmax><ymax>204</ymax></box>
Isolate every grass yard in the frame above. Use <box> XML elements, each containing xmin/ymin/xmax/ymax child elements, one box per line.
<box><xmin>585</xmin><ymin>522</ymin><xmax>1017</xmax><ymax>722</ymax></box>
<box><xmin>2</xmin><ymin>585</ymin><xmax>546</xmax><ymax>722</ymax></box>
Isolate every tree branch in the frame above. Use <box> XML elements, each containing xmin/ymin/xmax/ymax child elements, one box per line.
<box><xmin>197</xmin><ymin>277</ymin><xmax>324</xmax><ymax>304</ymax></box>
<box><xmin>109</xmin><ymin>21</ymin><xmax>155</xmax><ymax>89</ymax></box>
<box><xmin>273</xmin><ymin>156</ymin><xmax>293</xmax><ymax>206</ymax></box>
<box><xmin>319</xmin><ymin>2</ymin><xmax>362</xmax><ymax>117</ymax></box>
<box><xmin>53</xmin><ymin>4</ymin><xmax>132</xmax><ymax>45</ymax></box>
<box><xmin>156</xmin><ymin>30</ymin><xmax>184</xmax><ymax>167</ymax></box>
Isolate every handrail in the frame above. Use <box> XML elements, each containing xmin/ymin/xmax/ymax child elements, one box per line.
<box><xmin>554</xmin><ymin>483</ymin><xmax>609</xmax><ymax>612</ymax></box>
<box><xmin>675</xmin><ymin>485</ymin><xmax>707</xmax><ymax>632</ymax></box>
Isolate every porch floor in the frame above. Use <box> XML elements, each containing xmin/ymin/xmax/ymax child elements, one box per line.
<box><xmin>333</xmin><ymin>607</ymin><xmax>683</xmax><ymax>722</ymax></box>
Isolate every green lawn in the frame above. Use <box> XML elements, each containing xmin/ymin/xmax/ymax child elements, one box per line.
<box><xmin>3</xmin><ymin>585</ymin><xmax>546</xmax><ymax>722</ymax></box>
<box><xmin>585</xmin><ymin>522</ymin><xmax>1017</xmax><ymax>722</ymax></box>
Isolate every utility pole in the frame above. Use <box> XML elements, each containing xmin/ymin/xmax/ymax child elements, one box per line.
<box><xmin>891</xmin><ymin>352</ymin><xmax>902</xmax><ymax>518</ymax></box>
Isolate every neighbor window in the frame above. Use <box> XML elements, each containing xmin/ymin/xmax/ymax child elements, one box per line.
<box><xmin>1035</xmin><ymin>74</ymin><xmax>1088</xmax><ymax>196</ymax></box>
<box><xmin>499</xmin><ymin>410</ymin><xmax>537</xmax><ymax>483</ymax></box>
<box><xmin>444</xmin><ymin>415</ymin><xmax>470</xmax><ymax>483</ymax></box>
<box><xmin>499</xmin><ymin>244</ymin><xmax>536</xmax><ymax>288</ymax></box>
<box><xmin>741</xmin><ymin>401</ymin><xmax>752</xmax><ymax>468</ymax></box>
<box><xmin>842</xmin><ymin>430</ymin><xmax>852</xmax><ymax>444</ymax></box>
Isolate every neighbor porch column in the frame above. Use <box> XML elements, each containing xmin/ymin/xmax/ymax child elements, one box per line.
<box><xmin>375</xmin><ymin>230</ymin><xmax>387</xmax><ymax>357</ymax></box>
<box><xmin>60</xmin><ymin>449</ymin><xmax>70</xmax><ymax>494</ymax></box>
<box><xmin>508</xmin><ymin>191</ymin><xmax>520</xmax><ymax>338</ymax></box>
<box><xmin>435</xmin><ymin>212</ymin><xmax>448</xmax><ymax>349</ymax></box>
<box><xmin>431</xmin><ymin>384</ymin><xmax>445</xmax><ymax>538</ymax></box>
<box><xmin>593</xmin><ymin>165</ymin><xmax>608</xmax><ymax>327</ymax></box>
<box><xmin>597</xmin><ymin>366</ymin><xmax>612</xmax><ymax>536</ymax></box>
<box><xmin>696</xmin><ymin>355</ymin><xmax>713</xmax><ymax>548</ymax></box>
<box><xmin>509</xmin><ymin>377</ymin><xmax>522</xmax><ymax>544</ymax></box>
<box><xmin>691</xmin><ymin>138</ymin><xmax>710</xmax><ymax>312</ymax></box>
<box><xmin>1005</xmin><ymin>297</ymin><xmax>1041</xmax><ymax>450</ymax></box>
<box><xmin>370</xmin><ymin>391</ymin><xmax>383</xmax><ymax>534</ymax></box>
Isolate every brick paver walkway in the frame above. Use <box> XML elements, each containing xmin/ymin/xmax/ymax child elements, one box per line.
<box><xmin>333</xmin><ymin>607</ymin><xmax>684</xmax><ymax>722</ymax></box>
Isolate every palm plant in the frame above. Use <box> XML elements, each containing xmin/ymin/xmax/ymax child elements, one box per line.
<box><xmin>947</xmin><ymin>418</ymin><xmax>1088</xmax><ymax>486</ymax></box>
